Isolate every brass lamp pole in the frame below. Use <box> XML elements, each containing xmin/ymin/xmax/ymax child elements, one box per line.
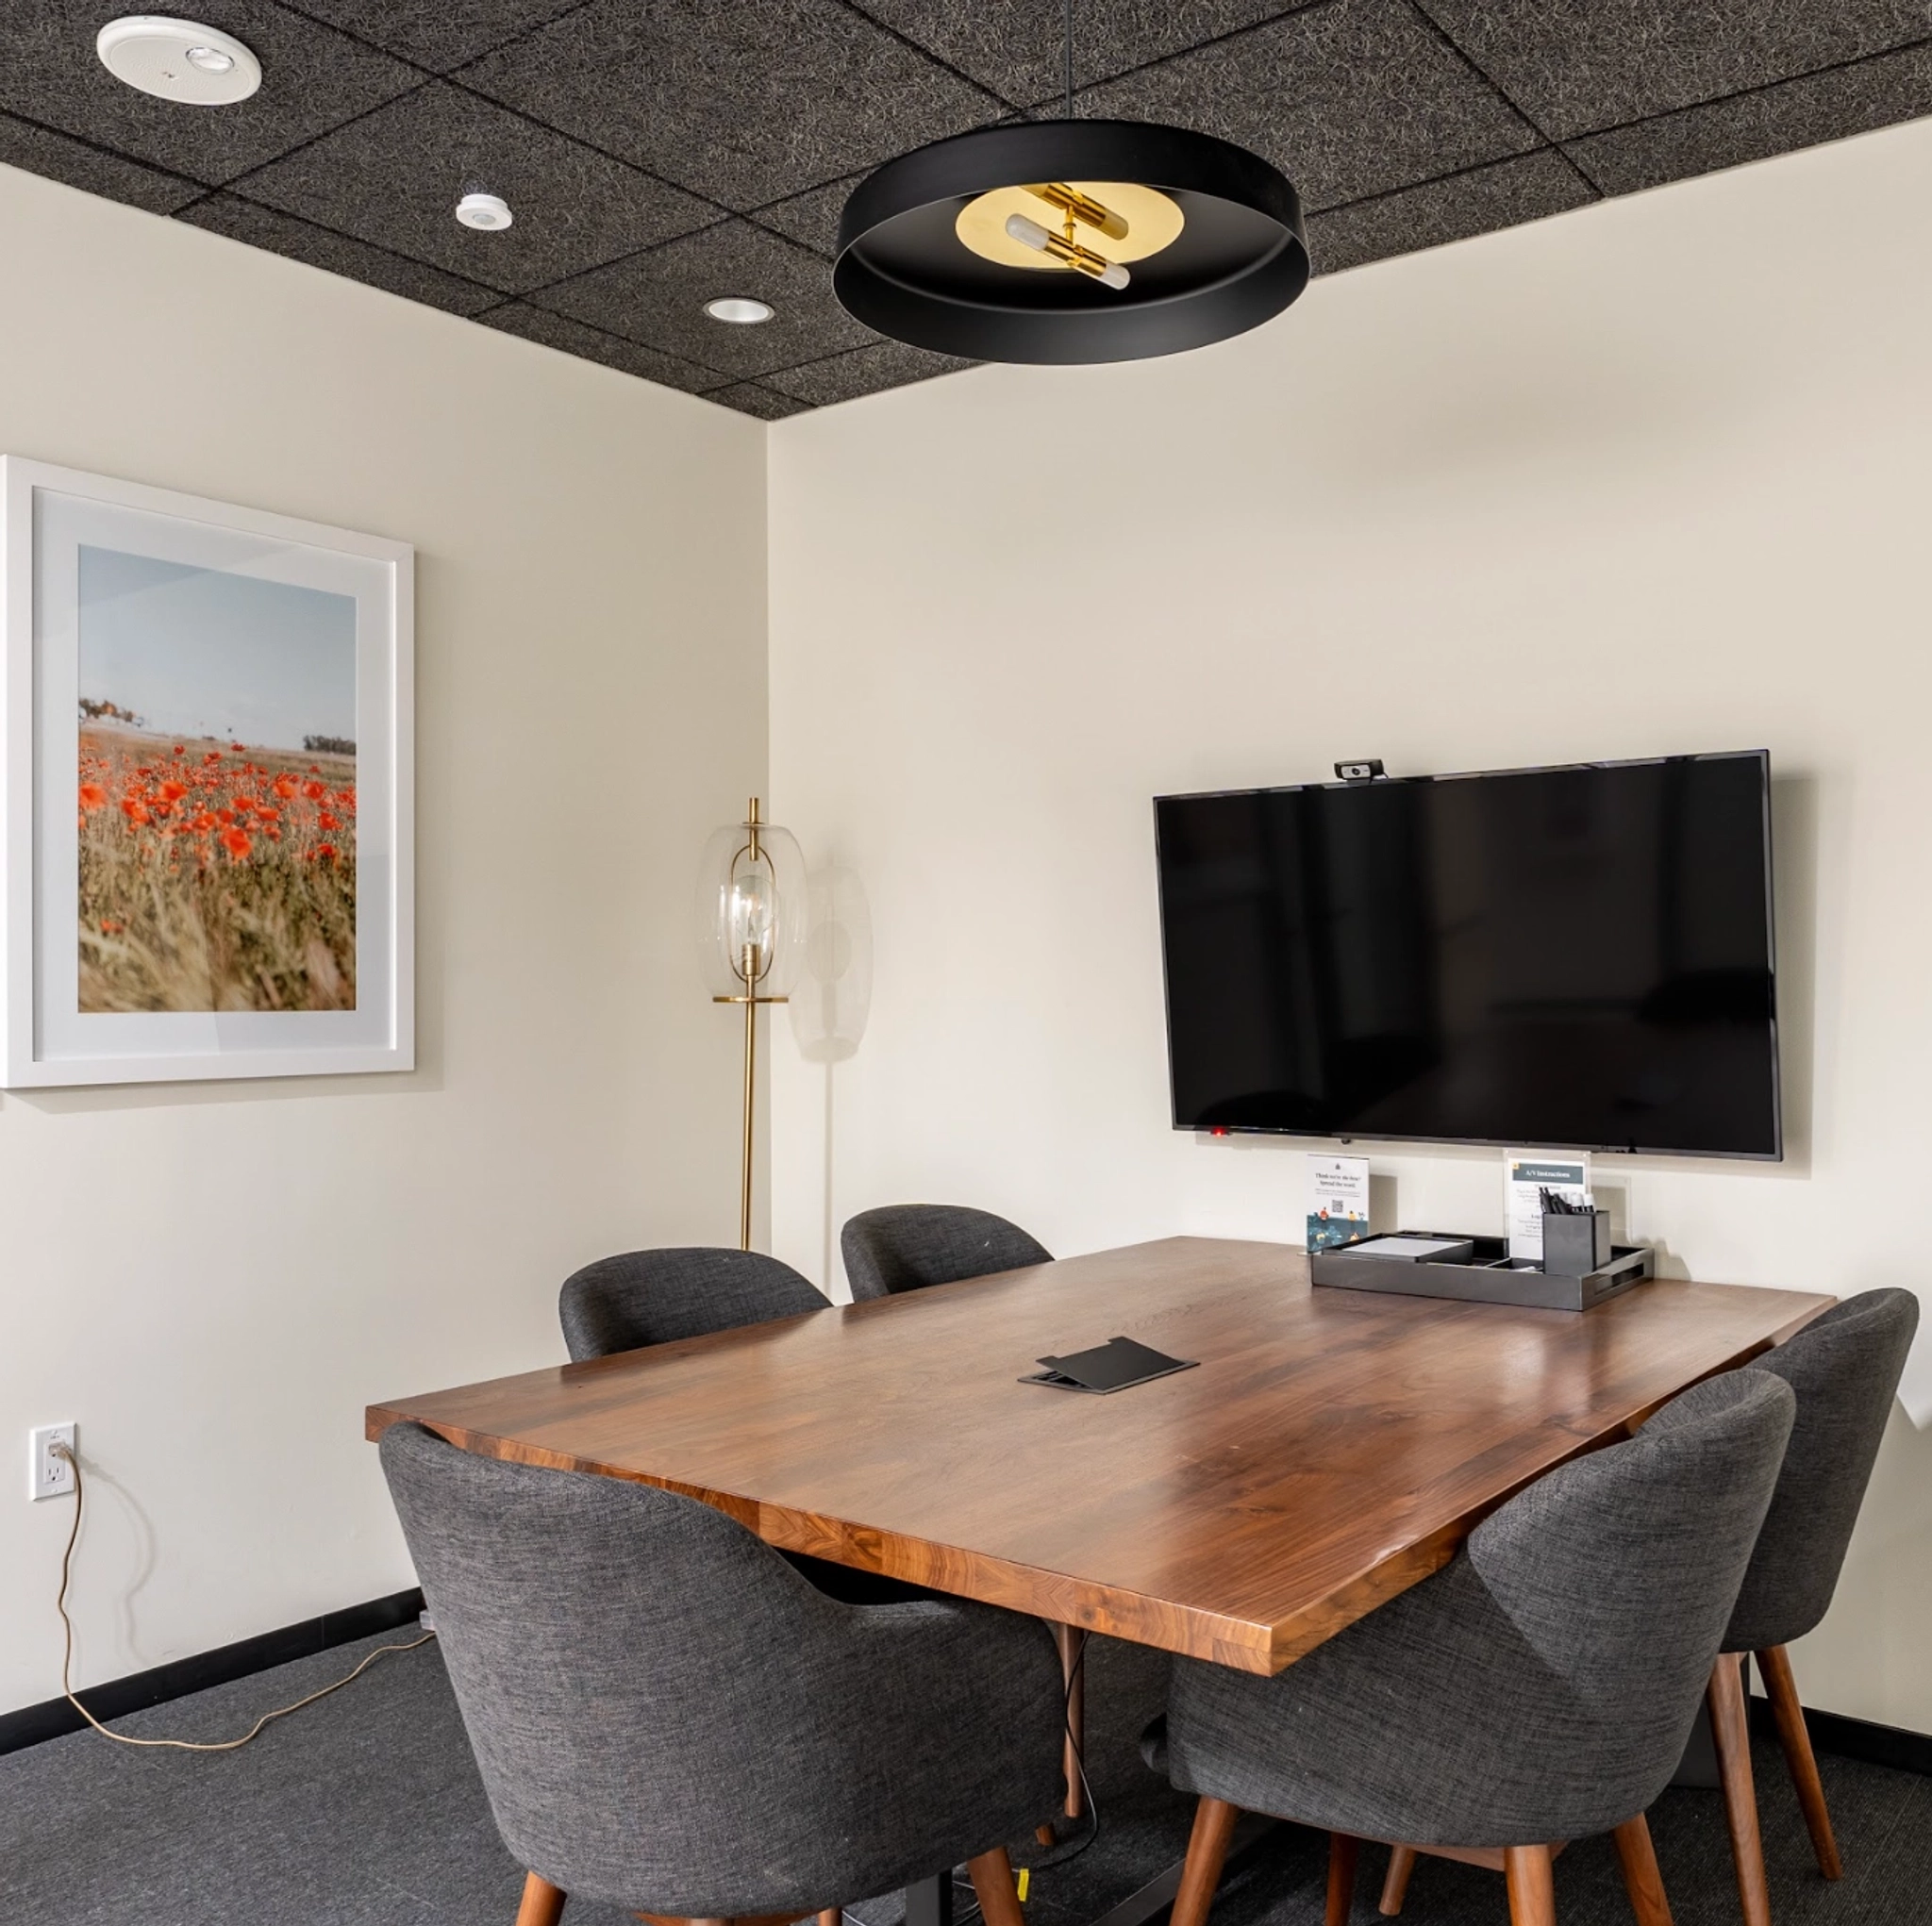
<box><xmin>709</xmin><ymin>799</ymin><xmax>791</xmax><ymax>1251</ymax></box>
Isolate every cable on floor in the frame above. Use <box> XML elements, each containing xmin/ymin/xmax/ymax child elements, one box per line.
<box><xmin>50</xmin><ymin>1441</ymin><xmax>435</xmax><ymax>1753</ymax></box>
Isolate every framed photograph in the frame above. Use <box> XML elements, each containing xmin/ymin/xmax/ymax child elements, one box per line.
<box><xmin>2</xmin><ymin>457</ymin><xmax>412</xmax><ymax>1086</ymax></box>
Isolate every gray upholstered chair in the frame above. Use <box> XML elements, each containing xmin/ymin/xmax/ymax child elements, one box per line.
<box><xmin>841</xmin><ymin>1204</ymin><xmax>1051</xmax><ymax>1302</ymax></box>
<box><xmin>1162</xmin><ymin>1370</ymin><xmax>1796</xmax><ymax>1926</ymax></box>
<box><xmin>380</xmin><ymin>1420</ymin><xmax>1064</xmax><ymax>1926</ymax></box>
<box><xmin>558</xmin><ymin>1246</ymin><xmax>919</xmax><ymax>1608</ymax></box>
<box><xmin>558</xmin><ymin>1245</ymin><xmax>829</xmax><ymax>1362</ymax></box>
<box><xmin>839</xmin><ymin>1201</ymin><xmax>1074</xmax><ymax>1837</ymax></box>
<box><xmin>1699</xmin><ymin>1288</ymin><xmax>1920</xmax><ymax>1926</ymax></box>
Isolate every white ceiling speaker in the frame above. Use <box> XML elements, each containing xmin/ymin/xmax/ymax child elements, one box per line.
<box><xmin>96</xmin><ymin>17</ymin><xmax>262</xmax><ymax>105</ymax></box>
<box><xmin>456</xmin><ymin>192</ymin><xmax>513</xmax><ymax>231</ymax></box>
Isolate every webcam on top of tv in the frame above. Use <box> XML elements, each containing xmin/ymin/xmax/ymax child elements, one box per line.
<box><xmin>1334</xmin><ymin>758</ymin><xmax>1386</xmax><ymax>784</ymax></box>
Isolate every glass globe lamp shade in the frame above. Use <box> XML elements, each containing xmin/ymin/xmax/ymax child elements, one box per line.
<box><xmin>694</xmin><ymin>805</ymin><xmax>808</xmax><ymax>1001</ymax></box>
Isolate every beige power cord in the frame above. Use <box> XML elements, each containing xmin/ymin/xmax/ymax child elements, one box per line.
<box><xmin>50</xmin><ymin>1440</ymin><xmax>435</xmax><ymax>1752</ymax></box>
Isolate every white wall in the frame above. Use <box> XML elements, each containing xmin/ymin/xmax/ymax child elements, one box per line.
<box><xmin>769</xmin><ymin>119</ymin><xmax>1932</xmax><ymax>1732</ymax></box>
<box><xmin>0</xmin><ymin>165</ymin><xmax>766</xmax><ymax>1715</ymax></box>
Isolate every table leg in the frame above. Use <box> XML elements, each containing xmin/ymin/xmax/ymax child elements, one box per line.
<box><xmin>1055</xmin><ymin>1622</ymin><xmax>1088</xmax><ymax>1819</ymax></box>
<box><xmin>905</xmin><ymin>1872</ymin><xmax>954</xmax><ymax>1926</ymax></box>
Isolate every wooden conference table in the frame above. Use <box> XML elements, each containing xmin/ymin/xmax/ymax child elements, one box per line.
<box><xmin>367</xmin><ymin>1237</ymin><xmax>1831</xmax><ymax>1921</ymax></box>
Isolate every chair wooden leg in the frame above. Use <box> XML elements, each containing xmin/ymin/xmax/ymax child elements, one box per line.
<box><xmin>1035</xmin><ymin>1822</ymin><xmax>1058</xmax><ymax>1847</ymax></box>
<box><xmin>1326</xmin><ymin>1834</ymin><xmax>1360</xmax><ymax>1926</ymax></box>
<box><xmin>1054</xmin><ymin>1623</ymin><xmax>1088</xmax><ymax>1819</ymax></box>
<box><xmin>516</xmin><ymin>1871</ymin><xmax>566</xmax><ymax>1926</ymax></box>
<box><xmin>968</xmin><ymin>1848</ymin><xmax>1026</xmax><ymax>1926</ymax></box>
<box><xmin>1757</xmin><ymin>1644</ymin><xmax>1843</xmax><ymax>1880</ymax></box>
<box><xmin>1172</xmin><ymin>1797</ymin><xmax>1242</xmax><ymax>1926</ymax></box>
<box><xmin>1611</xmin><ymin>1814</ymin><xmax>1674</xmax><ymax>1926</ymax></box>
<box><xmin>1379</xmin><ymin>1845</ymin><xmax>1417</xmax><ymax>1916</ymax></box>
<box><xmin>819</xmin><ymin>1911</ymin><xmax>843</xmax><ymax>1926</ymax></box>
<box><xmin>1503</xmin><ymin>1845</ymin><xmax>1557</xmax><ymax>1926</ymax></box>
<box><xmin>1707</xmin><ymin>1652</ymin><xmax>1773</xmax><ymax>1926</ymax></box>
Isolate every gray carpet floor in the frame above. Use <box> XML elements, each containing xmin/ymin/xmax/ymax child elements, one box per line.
<box><xmin>2</xmin><ymin>1628</ymin><xmax>1925</xmax><ymax>1925</ymax></box>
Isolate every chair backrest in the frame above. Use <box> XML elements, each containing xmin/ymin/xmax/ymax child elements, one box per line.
<box><xmin>841</xmin><ymin>1204</ymin><xmax>1052</xmax><ymax>1302</ymax></box>
<box><xmin>558</xmin><ymin>1246</ymin><xmax>828</xmax><ymax>1361</ymax></box>
<box><xmin>1443</xmin><ymin>1370</ymin><xmax>1796</xmax><ymax>1838</ymax></box>
<box><xmin>381</xmin><ymin>1421</ymin><xmax>853</xmax><ymax>1912</ymax></box>
<box><xmin>1725</xmin><ymin>1287</ymin><xmax>1920</xmax><ymax>1652</ymax></box>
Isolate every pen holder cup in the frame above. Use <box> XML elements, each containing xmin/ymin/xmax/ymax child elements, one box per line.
<box><xmin>1541</xmin><ymin>1208</ymin><xmax>1612</xmax><ymax>1278</ymax></box>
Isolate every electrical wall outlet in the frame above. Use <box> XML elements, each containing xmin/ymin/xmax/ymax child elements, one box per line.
<box><xmin>29</xmin><ymin>1423</ymin><xmax>76</xmax><ymax>1502</ymax></box>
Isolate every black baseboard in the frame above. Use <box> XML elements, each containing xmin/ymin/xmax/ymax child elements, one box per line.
<box><xmin>0</xmin><ymin>1587</ymin><xmax>425</xmax><ymax>1757</ymax></box>
<box><xmin>1748</xmin><ymin>1693</ymin><xmax>1932</xmax><ymax>1778</ymax></box>
<box><xmin>5</xmin><ymin>1593</ymin><xmax>1926</xmax><ymax>1781</ymax></box>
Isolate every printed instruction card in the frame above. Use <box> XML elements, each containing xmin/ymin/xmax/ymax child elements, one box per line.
<box><xmin>1505</xmin><ymin>1150</ymin><xmax>1591</xmax><ymax>1263</ymax></box>
<box><xmin>1307</xmin><ymin>1154</ymin><xmax>1371</xmax><ymax>1252</ymax></box>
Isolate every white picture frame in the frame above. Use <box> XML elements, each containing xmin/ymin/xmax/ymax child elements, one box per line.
<box><xmin>1</xmin><ymin>457</ymin><xmax>413</xmax><ymax>1086</ymax></box>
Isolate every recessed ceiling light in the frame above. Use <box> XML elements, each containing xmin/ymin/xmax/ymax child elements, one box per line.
<box><xmin>456</xmin><ymin>192</ymin><xmax>513</xmax><ymax>231</ymax></box>
<box><xmin>705</xmin><ymin>297</ymin><xmax>774</xmax><ymax>324</ymax></box>
<box><xmin>96</xmin><ymin>17</ymin><xmax>261</xmax><ymax>106</ymax></box>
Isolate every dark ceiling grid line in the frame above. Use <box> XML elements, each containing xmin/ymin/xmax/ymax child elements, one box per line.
<box><xmin>478</xmin><ymin>301</ymin><xmax>744</xmax><ymax>390</ymax></box>
<box><xmin>467</xmin><ymin>208</ymin><xmax>742</xmax><ymax>321</ymax></box>
<box><xmin>186</xmin><ymin>183</ymin><xmax>516</xmax><ymax>305</ymax></box>
<box><xmin>829</xmin><ymin>0</ymin><xmax>1030</xmax><ymax>115</ymax></box>
<box><xmin>1549</xmin><ymin>132</ymin><xmax>1611</xmax><ymax>198</ymax></box>
<box><xmin>1402</xmin><ymin>0</ymin><xmax>1605</xmax><ymax>202</ymax></box>
<box><xmin>278</xmin><ymin>0</ymin><xmax>611</xmax><ymax>77</ymax></box>
<box><xmin>441</xmin><ymin>0</ymin><xmax>1009</xmax><ymax>216</ymax></box>
<box><xmin>1306</xmin><ymin>139</ymin><xmax>1577</xmax><ymax>221</ymax></box>
<box><xmin>1553</xmin><ymin>26</ymin><xmax>1932</xmax><ymax>153</ymax></box>
<box><xmin>1022</xmin><ymin>0</ymin><xmax>1346</xmax><ymax>115</ymax></box>
<box><xmin>0</xmin><ymin>101</ymin><xmax>212</xmax><ymax>201</ymax></box>
<box><xmin>195</xmin><ymin>71</ymin><xmax>440</xmax><ymax>200</ymax></box>
<box><xmin>428</xmin><ymin>74</ymin><xmax>744</xmax><ymax>227</ymax></box>
<box><xmin>741</xmin><ymin>208</ymin><xmax>837</xmax><ymax>263</ymax></box>
<box><xmin>1554</xmin><ymin>30</ymin><xmax>1932</xmax><ymax>198</ymax></box>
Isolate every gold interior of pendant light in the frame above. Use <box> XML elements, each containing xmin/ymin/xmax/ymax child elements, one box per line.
<box><xmin>956</xmin><ymin>180</ymin><xmax>1184</xmax><ymax>274</ymax></box>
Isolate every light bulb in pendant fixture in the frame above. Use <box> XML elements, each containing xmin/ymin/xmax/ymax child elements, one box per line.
<box><xmin>1003</xmin><ymin>211</ymin><xmax>1129</xmax><ymax>290</ymax></box>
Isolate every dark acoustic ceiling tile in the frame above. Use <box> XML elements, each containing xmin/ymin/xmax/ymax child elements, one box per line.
<box><xmin>1418</xmin><ymin>0</ymin><xmax>1932</xmax><ymax>140</ymax></box>
<box><xmin>175</xmin><ymin>191</ymin><xmax>503</xmax><ymax>312</ymax></box>
<box><xmin>763</xmin><ymin>338</ymin><xmax>974</xmax><ymax>407</ymax></box>
<box><xmin>750</xmin><ymin>172</ymin><xmax>864</xmax><ymax>258</ymax></box>
<box><xmin>288</xmin><ymin>0</ymin><xmax>592</xmax><ymax>73</ymax></box>
<box><xmin>234</xmin><ymin>82</ymin><xmax>716</xmax><ymax>294</ymax></box>
<box><xmin>0</xmin><ymin>108</ymin><xmax>204</xmax><ymax>211</ymax></box>
<box><xmin>0</xmin><ymin>0</ymin><xmax>424</xmax><ymax>184</ymax></box>
<box><xmin>705</xmin><ymin>382</ymin><xmax>813</xmax><ymax>420</ymax></box>
<box><xmin>535</xmin><ymin>219</ymin><xmax>873</xmax><ymax>376</ymax></box>
<box><xmin>1568</xmin><ymin>42</ymin><xmax>1932</xmax><ymax>197</ymax></box>
<box><xmin>1307</xmin><ymin>147</ymin><xmax>1595</xmax><ymax>274</ymax></box>
<box><xmin>858</xmin><ymin>0</ymin><xmax>1309</xmax><ymax>106</ymax></box>
<box><xmin>478</xmin><ymin>301</ymin><xmax>725</xmax><ymax>392</ymax></box>
<box><xmin>1076</xmin><ymin>0</ymin><xmax>1541</xmax><ymax>212</ymax></box>
<box><xmin>453</xmin><ymin>0</ymin><xmax>1001</xmax><ymax>210</ymax></box>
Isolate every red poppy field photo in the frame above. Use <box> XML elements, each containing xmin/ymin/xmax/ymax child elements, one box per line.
<box><xmin>75</xmin><ymin>544</ymin><xmax>358</xmax><ymax>1014</ymax></box>
<box><xmin>79</xmin><ymin>731</ymin><xmax>357</xmax><ymax>1012</ymax></box>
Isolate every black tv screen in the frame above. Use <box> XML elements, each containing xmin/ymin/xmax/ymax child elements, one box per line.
<box><xmin>1154</xmin><ymin>752</ymin><xmax>1779</xmax><ymax>1158</ymax></box>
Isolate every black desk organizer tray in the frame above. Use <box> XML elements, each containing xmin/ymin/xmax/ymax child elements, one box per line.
<box><xmin>1310</xmin><ymin>1231</ymin><xmax>1654</xmax><ymax>1312</ymax></box>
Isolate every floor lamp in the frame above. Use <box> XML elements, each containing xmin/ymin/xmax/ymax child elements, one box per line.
<box><xmin>696</xmin><ymin>797</ymin><xmax>806</xmax><ymax>1250</ymax></box>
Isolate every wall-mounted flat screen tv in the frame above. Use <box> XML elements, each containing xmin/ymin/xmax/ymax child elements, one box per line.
<box><xmin>1154</xmin><ymin>751</ymin><xmax>1778</xmax><ymax>1158</ymax></box>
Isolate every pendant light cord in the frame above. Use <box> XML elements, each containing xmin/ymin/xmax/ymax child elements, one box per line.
<box><xmin>1064</xmin><ymin>0</ymin><xmax>1073</xmax><ymax>118</ymax></box>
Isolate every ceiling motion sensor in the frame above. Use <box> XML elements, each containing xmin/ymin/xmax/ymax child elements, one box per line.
<box><xmin>95</xmin><ymin>17</ymin><xmax>261</xmax><ymax>105</ymax></box>
<box><xmin>456</xmin><ymin>191</ymin><xmax>513</xmax><ymax>231</ymax></box>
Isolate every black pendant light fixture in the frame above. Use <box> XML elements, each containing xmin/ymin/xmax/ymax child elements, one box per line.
<box><xmin>834</xmin><ymin>4</ymin><xmax>1308</xmax><ymax>365</ymax></box>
